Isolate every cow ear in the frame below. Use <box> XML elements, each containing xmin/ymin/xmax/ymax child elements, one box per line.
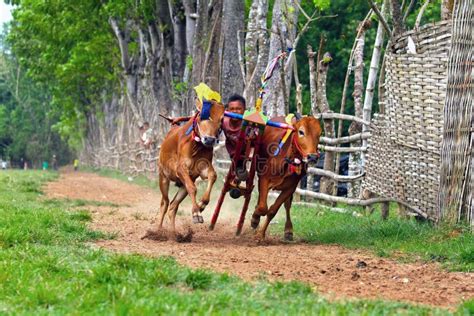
<box><xmin>195</xmin><ymin>98</ymin><xmax>203</xmax><ymax>111</ymax></box>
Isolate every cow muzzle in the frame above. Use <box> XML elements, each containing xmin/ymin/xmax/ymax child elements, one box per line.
<box><xmin>202</xmin><ymin>136</ymin><xmax>217</xmax><ymax>147</ymax></box>
<box><xmin>307</xmin><ymin>153</ymin><xmax>319</xmax><ymax>164</ymax></box>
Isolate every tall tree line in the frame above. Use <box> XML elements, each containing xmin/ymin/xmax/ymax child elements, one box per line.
<box><xmin>0</xmin><ymin>33</ymin><xmax>71</xmax><ymax>167</ymax></box>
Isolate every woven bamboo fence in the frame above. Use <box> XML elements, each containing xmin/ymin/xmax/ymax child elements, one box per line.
<box><xmin>363</xmin><ymin>3</ymin><xmax>472</xmax><ymax>227</ymax></box>
<box><xmin>438</xmin><ymin>0</ymin><xmax>473</xmax><ymax>226</ymax></box>
<box><xmin>363</xmin><ymin>21</ymin><xmax>451</xmax><ymax>220</ymax></box>
<box><xmin>83</xmin><ymin>143</ymin><xmax>159</xmax><ymax>178</ymax></box>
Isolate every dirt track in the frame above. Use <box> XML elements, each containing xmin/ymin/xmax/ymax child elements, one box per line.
<box><xmin>44</xmin><ymin>170</ymin><xmax>474</xmax><ymax>309</ymax></box>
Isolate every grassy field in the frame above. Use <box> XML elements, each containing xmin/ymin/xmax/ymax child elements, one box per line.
<box><xmin>0</xmin><ymin>170</ymin><xmax>472</xmax><ymax>315</ymax></box>
<box><xmin>89</xmin><ymin>167</ymin><xmax>473</xmax><ymax>272</ymax></box>
<box><xmin>274</xmin><ymin>205</ymin><xmax>474</xmax><ymax>272</ymax></box>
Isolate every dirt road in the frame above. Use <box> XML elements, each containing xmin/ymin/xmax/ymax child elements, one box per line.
<box><xmin>44</xmin><ymin>171</ymin><xmax>474</xmax><ymax>309</ymax></box>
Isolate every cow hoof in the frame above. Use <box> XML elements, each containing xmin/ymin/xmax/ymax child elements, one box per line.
<box><xmin>192</xmin><ymin>215</ymin><xmax>204</xmax><ymax>224</ymax></box>
<box><xmin>250</xmin><ymin>216</ymin><xmax>260</xmax><ymax>229</ymax></box>
<box><xmin>255</xmin><ymin>235</ymin><xmax>267</xmax><ymax>244</ymax></box>
<box><xmin>284</xmin><ymin>232</ymin><xmax>294</xmax><ymax>241</ymax></box>
<box><xmin>197</xmin><ymin>201</ymin><xmax>207</xmax><ymax>212</ymax></box>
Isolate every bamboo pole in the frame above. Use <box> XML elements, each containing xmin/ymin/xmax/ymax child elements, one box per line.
<box><xmin>334</xmin><ymin>11</ymin><xmax>373</xmax><ymax>180</ymax></box>
<box><xmin>320</xmin><ymin>132</ymin><xmax>371</xmax><ymax>145</ymax></box>
<box><xmin>362</xmin><ymin>0</ymin><xmax>387</xmax><ymax>168</ymax></box>
<box><xmin>348</xmin><ymin>18</ymin><xmax>371</xmax><ymax>198</ymax></box>
<box><xmin>295</xmin><ymin>188</ymin><xmax>429</xmax><ymax>219</ymax></box>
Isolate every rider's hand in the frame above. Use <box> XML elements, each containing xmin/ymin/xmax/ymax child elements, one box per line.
<box><xmin>171</xmin><ymin>118</ymin><xmax>180</xmax><ymax>125</ymax></box>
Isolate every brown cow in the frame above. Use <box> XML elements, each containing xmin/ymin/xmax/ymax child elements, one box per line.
<box><xmin>251</xmin><ymin>115</ymin><xmax>322</xmax><ymax>241</ymax></box>
<box><xmin>158</xmin><ymin>100</ymin><xmax>225</xmax><ymax>236</ymax></box>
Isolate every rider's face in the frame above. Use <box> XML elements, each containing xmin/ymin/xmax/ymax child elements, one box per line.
<box><xmin>227</xmin><ymin>101</ymin><xmax>245</xmax><ymax>115</ymax></box>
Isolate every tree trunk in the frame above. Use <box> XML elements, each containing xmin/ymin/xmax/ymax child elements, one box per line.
<box><xmin>168</xmin><ymin>0</ymin><xmax>187</xmax><ymax>80</ymax></box>
<box><xmin>317</xmin><ymin>53</ymin><xmax>336</xmax><ymax>196</ymax></box>
<box><xmin>390</xmin><ymin>0</ymin><xmax>405</xmax><ymax>36</ymax></box>
<box><xmin>220</xmin><ymin>0</ymin><xmax>245</xmax><ymax>99</ymax></box>
<box><xmin>441</xmin><ymin>0</ymin><xmax>454</xmax><ymax>20</ymax></box>
<box><xmin>190</xmin><ymin>0</ymin><xmax>223</xmax><ymax>94</ymax></box>
<box><xmin>263</xmin><ymin>0</ymin><xmax>299</xmax><ymax>117</ymax></box>
<box><xmin>348</xmin><ymin>20</ymin><xmax>371</xmax><ymax>198</ymax></box>
<box><xmin>243</xmin><ymin>0</ymin><xmax>269</xmax><ymax>108</ymax></box>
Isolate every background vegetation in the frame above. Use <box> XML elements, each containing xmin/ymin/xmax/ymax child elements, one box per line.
<box><xmin>0</xmin><ymin>0</ymin><xmax>444</xmax><ymax>167</ymax></box>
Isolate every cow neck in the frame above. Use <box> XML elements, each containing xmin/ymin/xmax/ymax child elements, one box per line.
<box><xmin>291</xmin><ymin>132</ymin><xmax>308</xmax><ymax>158</ymax></box>
<box><xmin>189</xmin><ymin>112</ymin><xmax>213</xmax><ymax>156</ymax></box>
<box><xmin>279</xmin><ymin>131</ymin><xmax>307</xmax><ymax>176</ymax></box>
<box><xmin>278</xmin><ymin>130</ymin><xmax>302</xmax><ymax>159</ymax></box>
<box><xmin>184</xmin><ymin>112</ymin><xmax>201</xmax><ymax>140</ymax></box>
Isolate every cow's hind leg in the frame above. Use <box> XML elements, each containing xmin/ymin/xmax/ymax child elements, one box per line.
<box><xmin>251</xmin><ymin>177</ymin><xmax>270</xmax><ymax>229</ymax></box>
<box><xmin>256</xmin><ymin>187</ymin><xmax>295</xmax><ymax>242</ymax></box>
<box><xmin>283</xmin><ymin>195</ymin><xmax>294</xmax><ymax>241</ymax></box>
<box><xmin>157</xmin><ymin>171</ymin><xmax>170</xmax><ymax>229</ymax></box>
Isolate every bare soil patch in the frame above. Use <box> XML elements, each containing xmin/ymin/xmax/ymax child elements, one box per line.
<box><xmin>43</xmin><ymin>170</ymin><xmax>474</xmax><ymax>309</ymax></box>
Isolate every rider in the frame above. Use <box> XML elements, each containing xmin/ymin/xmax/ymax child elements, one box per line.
<box><xmin>171</xmin><ymin>94</ymin><xmax>248</xmax><ymax>180</ymax></box>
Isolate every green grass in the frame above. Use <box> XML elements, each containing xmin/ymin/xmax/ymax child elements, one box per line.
<box><xmin>277</xmin><ymin>205</ymin><xmax>474</xmax><ymax>272</ymax></box>
<box><xmin>43</xmin><ymin>198</ymin><xmax>122</xmax><ymax>208</ymax></box>
<box><xmin>1</xmin><ymin>170</ymin><xmax>471</xmax><ymax>314</ymax></box>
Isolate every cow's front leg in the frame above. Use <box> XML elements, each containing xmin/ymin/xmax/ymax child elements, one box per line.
<box><xmin>197</xmin><ymin>164</ymin><xmax>217</xmax><ymax>212</ymax></box>
<box><xmin>177</xmin><ymin>162</ymin><xmax>203</xmax><ymax>224</ymax></box>
<box><xmin>283</xmin><ymin>195</ymin><xmax>294</xmax><ymax>241</ymax></box>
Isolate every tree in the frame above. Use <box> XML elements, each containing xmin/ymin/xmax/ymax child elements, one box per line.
<box><xmin>221</xmin><ymin>0</ymin><xmax>245</xmax><ymax>99</ymax></box>
<box><xmin>0</xmin><ymin>43</ymin><xmax>71</xmax><ymax>166</ymax></box>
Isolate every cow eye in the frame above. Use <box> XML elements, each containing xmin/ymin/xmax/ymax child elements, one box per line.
<box><xmin>298</xmin><ymin>129</ymin><xmax>305</xmax><ymax>137</ymax></box>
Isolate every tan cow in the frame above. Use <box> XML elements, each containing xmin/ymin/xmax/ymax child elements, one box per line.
<box><xmin>158</xmin><ymin>100</ymin><xmax>225</xmax><ymax>236</ymax></box>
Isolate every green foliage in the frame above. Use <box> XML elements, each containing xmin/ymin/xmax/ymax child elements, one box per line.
<box><xmin>171</xmin><ymin>79</ymin><xmax>188</xmax><ymax>102</ymax></box>
<box><xmin>313</xmin><ymin>0</ymin><xmax>331</xmax><ymax>11</ymax></box>
<box><xmin>292</xmin><ymin>0</ymin><xmax>442</xmax><ymax>133</ymax></box>
<box><xmin>406</xmin><ymin>0</ymin><xmax>442</xmax><ymax>28</ymax></box>
<box><xmin>6</xmin><ymin>0</ymin><xmax>120</xmax><ymax>146</ymax></box>
<box><xmin>293</xmin><ymin>0</ymin><xmax>372</xmax><ymax>118</ymax></box>
<box><xmin>275</xmin><ymin>205</ymin><xmax>474</xmax><ymax>272</ymax></box>
<box><xmin>185</xmin><ymin>54</ymin><xmax>193</xmax><ymax>72</ymax></box>
<box><xmin>0</xmin><ymin>51</ymin><xmax>72</xmax><ymax>166</ymax></box>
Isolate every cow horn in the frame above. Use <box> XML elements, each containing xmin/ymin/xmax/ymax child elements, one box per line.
<box><xmin>294</xmin><ymin>113</ymin><xmax>303</xmax><ymax>121</ymax></box>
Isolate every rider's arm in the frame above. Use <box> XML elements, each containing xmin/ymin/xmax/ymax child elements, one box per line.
<box><xmin>171</xmin><ymin>116</ymin><xmax>192</xmax><ymax>125</ymax></box>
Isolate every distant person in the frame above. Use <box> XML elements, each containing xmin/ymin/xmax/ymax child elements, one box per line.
<box><xmin>23</xmin><ymin>161</ymin><xmax>28</xmax><ymax>170</ymax></box>
<box><xmin>51</xmin><ymin>154</ymin><xmax>58</xmax><ymax>170</ymax></box>
<box><xmin>140</xmin><ymin>121</ymin><xmax>154</xmax><ymax>149</ymax></box>
<box><xmin>42</xmin><ymin>161</ymin><xmax>48</xmax><ymax>170</ymax></box>
<box><xmin>73</xmin><ymin>159</ymin><xmax>79</xmax><ymax>171</ymax></box>
<box><xmin>1</xmin><ymin>160</ymin><xmax>7</xmax><ymax>170</ymax></box>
